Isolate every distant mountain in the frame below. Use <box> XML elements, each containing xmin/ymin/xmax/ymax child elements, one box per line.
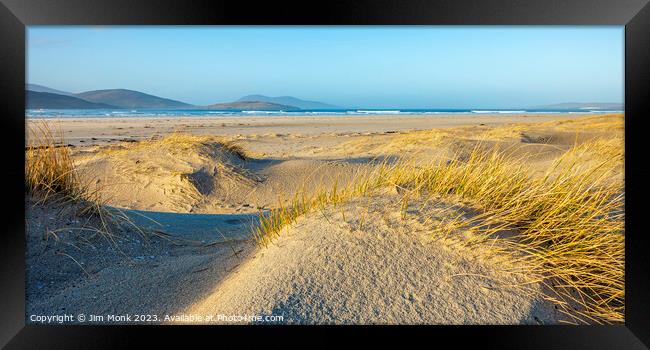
<box><xmin>27</xmin><ymin>84</ymin><xmax>73</xmax><ymax>96</ymax></box>
<box><xmin>75</xmin><ymin>89</ymin><xmax>193</xmax><ymax>109</ymax></box>
<box><xmin>207</xmin><ymin>101</ymin><xmax>299</xmax><ymax>111</ymax></box>
<box><xmin>27</xmin><ymin>91</ymin><xmax>118</xmax><ymax>109</ymax></box>
<box><xmin>532</xmin><ymin>102</ymin><xmax>624</xmax><ymax>110</ymax></box>
<box><xmin>237</xmin><ymin>95</ymin><xmax>340</xmax><ymax>109</ymax></box>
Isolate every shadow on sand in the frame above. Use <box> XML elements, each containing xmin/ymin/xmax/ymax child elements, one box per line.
<box><xmin>117</xmin><ymin>208</ymin><xmax>259</xmax><ymax>243</ymax></box>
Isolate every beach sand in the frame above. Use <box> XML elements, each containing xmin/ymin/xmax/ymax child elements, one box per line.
<box><xmin>29</xmin><ymin>113</ymin><xmax>590</xmax><ymax>147</ymax></box>
<box><xmin>25</xmin><ymin>113</ymin><xmax>624</xmax><ymax>324</ymax></box>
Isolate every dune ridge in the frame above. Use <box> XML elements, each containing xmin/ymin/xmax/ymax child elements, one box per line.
<box><xmin>25</xmin><ymin>114</ymin><xmax>624</xmax><ymax>324</ymax></box>
<box><xmin>183</xmin><ymin>195</ymin><xmax>560</xmax><ymax>325</ymax></box>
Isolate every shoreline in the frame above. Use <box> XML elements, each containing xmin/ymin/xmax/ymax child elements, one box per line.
<box><xmin>26</xmin><ymin>113</ymin><xmax>605</xmax><ymax>147</ymax></box>
<box><xmin>27</xmin><ymin>111</ymin><xmax>602</xmax><ymax>120</ymax></box>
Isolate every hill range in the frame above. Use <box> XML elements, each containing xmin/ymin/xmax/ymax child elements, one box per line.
<box><xmin>26</xmin><ymin>84</ymin><xmax>622</xmax><ymax>112</ymax></box>
<box><xmin>26</xmin><ymin>85</ymin><xmax>336</xmax><ymax>111</ymax></box>
<box><xmin>75</xmin><ymin>89</ymin><xmax>193</xmax><ymax>109</ymax></box>
<box><xmin>236</xmin><ymin>95</ymin><xmax>340</xmax><ymax>109</ymax></box>
<box><xmin>27</xmin><ymin>91</ymin><xmax>118</xmax><ymax>109</ymax></box>
<box><xmin>206</xmin><ymin>101</ymin><xmax>299</xmax><ymax>111</ymax></box>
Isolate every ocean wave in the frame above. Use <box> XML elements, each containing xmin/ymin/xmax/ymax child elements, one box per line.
<box><xmin>241</xmin><ymin>110</ymin><xmax>286</xmax><ymax>114</ymax></box>
<box><xmin>354</xmin><ymin>110</ymin><xmax>402</xmax><ymax>114</ymax></box>
<box><xmin>471</xmin><ymin>110</ymin><xmax>527</xmax><ymax>114</ymax></box>
<box><xmin>26</xmin><ymin>108</ymin><xmax>620</xmax><ymax>119</ymax></box>
<box><xmin>420</xmin><ymin>111</ymin><xmax>462</xmax><ymax>114</ymax></box>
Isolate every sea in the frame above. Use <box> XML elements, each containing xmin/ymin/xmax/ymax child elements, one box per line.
<box><xmin>25</xmin><ymin>108</ymin><xmax>623</xmax><ymax>118</ymax></box>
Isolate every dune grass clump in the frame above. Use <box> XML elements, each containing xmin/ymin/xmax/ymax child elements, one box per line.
<box><xmin>26</xmin><ymin>122</ymin><xmax>87</xmax><ymax>203</ymax></box>
<box><xmin>106</xmin><ymin>133</ymin><xmax>250</xmax><ymax>161</ymax></box>
<box><xmin>220</xmin><ymin>140</ymin><xmax>249</xmax><ymax>161</ymax></box>
<box><xmin>26</xmin><ymin>121</ymin><xmax>145</xmax><ymax>242</ymax></box>
<box><xmin>420</xmin><ymin>141</ymin><xmax>624</xmax><ymax>324</ymax></box>
<box><xmin>160</xmin><ymin>133</ymin><xmax>250</xmax><ymax>161</ymax></box>
<box><xmin>252</xmin><ymin>165</ymin><xmax>383</xmax><ymax>246</ymax></box>
<box><xmin>252</xmin><ymin>137</ymin><xmax>624</xmax><ymax>324</ymax></box>
<box><xmin>252</xmin><ymin>145</ymin><xmax>532</xmax><ymax>246</ymax></box>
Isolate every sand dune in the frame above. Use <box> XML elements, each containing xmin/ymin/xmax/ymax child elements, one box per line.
<box><xmin>73</xmin><ymin>134</ymin><xmax>370</xmax><ymax>214</ymax></box>
<box><xmin>25</xmin><ymin>114</ymin><xmax>624</xmax><ymax>324</ymax></box>
<box><xmin>73</xmin><ymin>116</ymin><xmax>623</xmax><ymax>214</ymax></box>
<box><xmin>183</xmin><ymin>195</ymin><xmax>560</xmax><ymax>324</ymax></box>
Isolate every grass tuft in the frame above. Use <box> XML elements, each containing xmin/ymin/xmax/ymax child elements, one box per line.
<box><xmin>104</xmin><ymin>132</ymin><xmax>250</xmax><ymax>161</ymax></box>
<box><xmin>26</xmin><ymin>122</ymin><xmax>84</xmax><ymax>203</ymax></box>
<box><xmin>26</xmin><ymin>121</ymin><xmax>147</xmax><ymax>243</ymax></box>
<box><xmin>252</xmin><ymin>136</ymin><xmax>624</xmax><ymax>324</ymax></box>
<box><xmin>220</xmin><ymin>140</ymin><xmax>249</xmax><ymax>160</ymax></box>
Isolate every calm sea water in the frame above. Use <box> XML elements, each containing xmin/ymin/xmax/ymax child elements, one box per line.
<box><xmin>25</xmin><ymin>108</ymin><xmax>623</xmax><ymax>118</ymax></box>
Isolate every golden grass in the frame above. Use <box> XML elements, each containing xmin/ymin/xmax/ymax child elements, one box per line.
<box><xmin>26</xmin><ymin>122</ymin><xmax>86</xmax><ymax>203</ymax></box>
<box><xmin>101</xmin><ymin>133</ymin><xmax>249</xmax><ymax>161</ymax></box>
<box><xmin>26</xmin><ymin>121</ymin><xmax>146</xmax><ymax>243</ymax></box>
<box><xmin>422</xmin><ymin>141</ymin><xmax>624</xmax><ymax>324</ymax></box>
<box><xmin>252</xmin><ymin>131</ymin><xmax>624</xmax><ymax>324</ymax></box>
<box><xmin>220</xmin><ymin>140</ymin><xmax>249</xmax><ymax>161</ymax></box>
<box><xmin>483</xmin><ymin>114</ymin><xmax>624</xmax><ymax>140</ymax></box>
<box><xmin>333</xmin><ymin>129</ymin><xmax>451</xmax><ymax>156</ymax></box>
<box><xmin>548</xmin><ymin>114</ymin><xmax>624</xmax><ymax>131</ymax></box>
<box><xmin>330</xmin><ymin>114</ymin><xmax>623</xmax><ymax>160</ymax></box>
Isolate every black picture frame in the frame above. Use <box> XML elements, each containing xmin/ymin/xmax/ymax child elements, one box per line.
<box><xmin>1</xmin><ymin>0</ymin><xmax>648</xmax><ymax>348</ymax></box>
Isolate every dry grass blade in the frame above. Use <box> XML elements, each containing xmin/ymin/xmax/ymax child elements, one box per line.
<box><xmin>26</xmin><ymin>120</ymin><xmax>147</xmax><ymax>245</ymax></box>
<box><xmin>251</xmin><ymin>129</ymin><xmax>624</xmax><ymax>324</ymax></box>
<box><xmin>26</xmin><ymin>122</ymin><xmax>82</xmax><ymax>202</ymax></box>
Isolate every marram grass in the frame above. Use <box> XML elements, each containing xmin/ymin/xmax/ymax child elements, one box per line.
<box><xmin>26</xmin><ymin>121</ymin><xmax>147</xmax><ymax>243</ymax></box>
<box><xmin>26</xmin><ymin>122</ymin><xmax>84</xmax><ymax>203</ymax></box>
<box><xmin>252</xmin><ymin>138</ymin><xmax>624</xmax><ymax>324</ymax></box>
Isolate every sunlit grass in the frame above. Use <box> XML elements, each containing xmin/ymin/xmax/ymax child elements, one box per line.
<box><xmin>26</xmin><ymin>122</ymin><xmax>84</xmax><ymax>203</ymax></box>
<box><xmin>252</xmin><ymin>133</ymin><xmax>624</xmax><ymax>324</ymax></box>
<box><xmin>100</xmin><ymin>132</ymin><xmax>249</xmax><ymax>161</ymax></box>
<box><xmin>26</xmin><ymin>121</ymin><xmax>147</xmax><ymax>243</ymax></box>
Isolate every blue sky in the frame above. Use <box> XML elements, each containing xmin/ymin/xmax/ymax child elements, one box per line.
<box><xmin>27</xmin><ymin>26</ymin><xmax>624</xmax><ymax>108</ymax></box>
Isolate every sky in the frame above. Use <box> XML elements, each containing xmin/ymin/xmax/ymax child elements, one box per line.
<box><xmin>27</xmin><ymin>26</ymin><xmax>624</xmax><ymax>109</ymax></box>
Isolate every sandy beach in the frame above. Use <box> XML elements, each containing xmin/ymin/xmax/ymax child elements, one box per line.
<box><xmin>25</xmin><ymin>113</ymin><xmax>624</xmax><ymax>324</ymax></box>
<box><xmin>30</xmin><ymin>113</ymin><xmax>591</xmax><ymax>147</ymax></box>
<box><xmin>21</xmin><ymin>25</ymin><xmax>628</xmax><ymax>330</ymax></box>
